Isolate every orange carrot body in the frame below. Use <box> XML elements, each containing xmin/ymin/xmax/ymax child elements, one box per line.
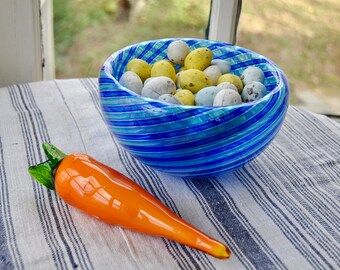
<box><xmin>54</xmin><ymin>153</ymin><xmax>230</xmax><ymax>259</ymax></box>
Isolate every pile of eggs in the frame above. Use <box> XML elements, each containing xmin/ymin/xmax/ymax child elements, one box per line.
<box><xmin>118</xmin><ymin>40</ymin><xmax>267</xmax><ymax>106</ymax></box>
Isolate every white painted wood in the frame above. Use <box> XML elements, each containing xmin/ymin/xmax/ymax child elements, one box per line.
<box><xmin>208</xmin><ymin>0</ymin><xmax>241</xmax><ymax>44</ymax></box>
<box><xmin>0</xmin><ymin>0</ymin><xmax>55</xmax><ymax>87</ymax></box>
<box><xmin>41</xmin><ymin>0</ymin><xmax>55</xmax><ymax>80</ymax></box>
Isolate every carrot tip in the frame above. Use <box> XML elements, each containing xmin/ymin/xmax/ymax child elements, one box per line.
<box><xmin>214</xmin><ymin>245</ymin><xmax>231</xmax><ymax>259</ymax></box>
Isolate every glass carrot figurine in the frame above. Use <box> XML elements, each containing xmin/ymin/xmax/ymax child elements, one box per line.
<box><xmin>28</xmin><ymin>143</ymin><xmax>231</xmax><ymax>259</ymax></box>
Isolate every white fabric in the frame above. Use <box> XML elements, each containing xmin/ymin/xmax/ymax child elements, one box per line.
<box><xmin>0</xmin><ymin>79</ymin><xmax>339</xmax><ymax>270</ymax></box>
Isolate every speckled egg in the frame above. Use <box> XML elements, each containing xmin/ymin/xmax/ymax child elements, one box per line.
<box><xmin>179</xmin><ymin>69</ymin><xmax>212</xmax><ymax>94</ymax></box>
<box><xmin>143</xmin><ymin>77</ymin><xmax>155</xmax><ymax>86</ymax></box>
<box><xmin>195</xmin><ymin>86</ymin><xmax>222</xmax><ymax>106</ymax></box>
<box><xmin>217</xmin><ymin>74</ymin><xmax>243</xmax><ymax>94</ymax></box>
<box><xmin>175</xmin><ymin>71</ymin><xmax>183</xmax><ymax>89</ymax></box>
<box><xmin>141</xmin><ymin>76</ymin><xmax>176</xmax><ymax>99</ymax></box>
<box><xmin>217</xmin><ymin>82</ymin><xmax>238</xmax><ymax>92</ymax></box>
<box><xmin>241</xmin><ymin>81</ymin><xmax>267</xmax><ymax>102</ymax></box>
<box><xmin>126</xmin><ymin>58</ymin><xmax>151</xmax><ymax>82</ymax></box>
<box><xmin>213</xmin><ymin>89</ymin><xmax>242</xmax><ymax>106</ymax></box>
<box><xmin>184</xmin><ymin>48</ymin><xmax>213</xmax><ymax>71</ymax></box>
<box><xmin>210</xmin><ymin>59</ymin><xmax>231</xmax><ymax>74</ymax></box>
<box><xmin>203</xmin><ymin>65</ymin><xmax>222</xmax><ymax>85</ymax></box>
<box><xmin>241</xmin><ymin>66</ymin><xmax>265</xmax><ymax>85</ymax></box>
<box><xmin>118</xmin><ymin>71</ymin><xmax>143</xmax><ymax>95</ymax></box>
<box><xmin>158</xmin><ymin>94</ymin><xmax>184</xmax><ymax>105</ymax></box>
<box><xmin>151</xmin><ymin>60</ymin><xmax>177</xmax><ymax>82</ymax></box>
<box><xmin>167</xmin><ymin>40</ymin><xmax>190</xmax><ymax>66</ymax></box>
<box><xmin>174</xmin><ymin>89</ymin><xmax>195</xmax><ymax>105</ymax></box>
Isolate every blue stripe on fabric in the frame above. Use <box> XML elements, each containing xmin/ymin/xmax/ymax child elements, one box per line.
<box><xmin>264</xmin><ymin>146</ymin><xmax>340</xmax><ymax>262</ymax></box>
<box><xmin>186</xmin><ymin>177</ymin><xmax>281</xmax><ymax>269</ymax></box>
<box><xmin>81</xmin><ymin>79</ymin><xmax>200</xmax><ymax>270</ymax></box>
<box><xmin>210</xmin><ymin>178</ymin><xmax>287</xmax><ymax>269</ymax></box>
<box><xmin>0</xmin><ymin>137</ymin><xmax>20</xmax><ymax>270</ymax></box>
<box><xmin>33</xmin><ymin>82</ymin><xmax>94</xmax><ymax>270</ymax></box>
<box><xmin>8</xmin><ymin>86</ymin><xmax>65</xmax><ymax>269</ymax></box>
<box><xmin>50</xmin><ymin>83</ymin><xmax>93</xmax><ymax>269</ymax></box>
<box><xmin>268</xmin><ymin>143</ymin><xmax>340</xmax><ymax>236</ymax></box>
<box><xmin>264</xmin><ymin>124</ymin><xmax>340</xmax><ymax>238</ymax></box>
<box><xmin>236</xmin><ymin>167</ymin><xmax>334</xmax><ymax>270</ymax></box>
<box><xmin>14</xmin><ymin>83</ymin><xmax>94</xmax><ymax>270</ymax></box>
<box><xmin>294</xmin><ymin>108</ymin><xmax>340</xmax><ymax>147</ymax></box>
<box><xmin>288</xmin><ymin>109</ymin><xmax>340</xmax><ymax>192</ymax></box>
<box><xmin>19</xmin><ymin>84</ymin><xmax>81</xmax><ymax>269</ymax></box>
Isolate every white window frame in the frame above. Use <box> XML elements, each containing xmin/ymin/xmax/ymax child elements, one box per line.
<box><xmin>207</xmin><ymin>0</ymin><xmax>242</xmax><ymax>44</ymax></box>
<box><xmin>0</xmin><ymin>0</ymin><xmax>54</xmax><ymax>87</ymax></box>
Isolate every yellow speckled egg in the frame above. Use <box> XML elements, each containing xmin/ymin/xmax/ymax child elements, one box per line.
<box><xmin>217</xmin><ymin>74</ymin><xmax>243</xmax><ymax>93</ymax></box>
<box><xmin>151</xmin><ymin>60</ymin><xmax>176</xmax><ymax>82</ymax></box>
<box><xmin>174</xmin><ymin>89</ymin><xmax>195</xmax><ymax>105</ymax></box>
<box><xmin>127</xmin><ymin>59</ymin><xmax>151</xmax><ymax>82</ymax></box>
<box><xmin>179</xmin><ymin>69</ymin><xmax>212</xmax><ymax>94</ymax></box>
<box><xmin>184</xmin><ymin>48</ymin><xmax>213</xmax><ymax>71</ymax></box>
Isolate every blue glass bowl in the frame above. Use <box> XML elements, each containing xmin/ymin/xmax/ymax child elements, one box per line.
<box><xmin>99</xmin><ymin>38</ymin><xmax>289</xmax><ymax>177</ymax></box>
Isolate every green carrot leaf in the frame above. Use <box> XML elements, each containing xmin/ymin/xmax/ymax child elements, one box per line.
<box><xmin>42</xmin><ymin>143</ymin><xmax>67</xmax><ymax>168</ymax></box>
<box><xmin>28</xmin><ymin>160</ymin><xmax>55</xmax><ymax>190</ymax></box>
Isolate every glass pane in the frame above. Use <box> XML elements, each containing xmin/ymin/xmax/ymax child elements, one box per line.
<box><xmin>237</xmin><ymin>0</ymin><xmax>339</xmax><ymax>117</ymax></box>
<box><xmin>54</xmin><ymin>0</ymin><xmax>210</xmax><ymax>78</ymax></box>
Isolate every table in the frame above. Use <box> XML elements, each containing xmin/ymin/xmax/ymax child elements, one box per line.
<box><xmin>0</xmin><ymin>79</ymin><xmax>339</xmax><ymax>270</ymax></box>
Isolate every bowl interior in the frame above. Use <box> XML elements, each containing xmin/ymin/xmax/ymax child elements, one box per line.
<box><xmin>100</xmin><ymin>38</ymin><xmax>285</xmax><ymax>108</ymax></box>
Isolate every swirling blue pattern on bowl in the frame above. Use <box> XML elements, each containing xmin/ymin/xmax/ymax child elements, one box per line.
<box><xmin>99</xmin><ymin>38</ymin><xmax>289</xmax><ymax>177</ymax></box>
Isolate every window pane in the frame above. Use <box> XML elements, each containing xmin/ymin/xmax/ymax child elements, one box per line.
<box><xmin>54</xmin><ymin>0</ymin><xmax>210</xmax><ymax>78</ymax></box>
<box><xmin>237</xmin><ymin>0</ymin><xmax>340</xmax><ymax>117</ymax></box>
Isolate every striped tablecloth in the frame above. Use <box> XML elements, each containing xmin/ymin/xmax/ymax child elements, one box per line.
<box><xmin>0</xmin><ymin>79</ymin><xmax>339</xmax><ymax>270</ymax></box>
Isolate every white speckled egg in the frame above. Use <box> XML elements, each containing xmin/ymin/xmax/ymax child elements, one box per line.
<box><xmin>143</xmin><ymin>77</ymin><xmax>156</xmax><ymax>87</ymax></box>
<box><xmin>203</xmin><ymin>65</ymin><xmax>222</xmax><ymax>85</ymax></box>
<box><xmin>241</xmin><ymin>81</ymin><xmax>267</xmax><ymax>102</ymax></box>
<box><xmin>167</xmin><ymin>40</ymin><xmax>190</xmax><ymax>66</ymax></box>
<box><xmin>241</xmin><ymin>66</ymin><xmax>265</xmax><ymax>85</ymax></box>
<box><xmin>158</xmin><ymin>94</ymin><xmax>184</xmax><ymax>105</ymax></box>
<box><xmin>119</xmin><ymin>71</ymin><xmax>143</xmax><ymax>95</ymax></box>
<box><xmin>217</xmin><ymin>82</ymin><xmax>238</xmax><ymax>92</ymax></box>
<box><xmin>195</xmin><ymin>86</ymin><xmax>222</xmax><ymax>106</ymax></box>
<box><xmin>141</xmin><ymin>76</ymin><xmax>176</xmax><ymax>99</ymax></box>
<box><xmin>213</xmin><ymin>89</ymin><xmax>242</xmax><ymax>106</ymax></box>
<box><xmin>210</xmin><ymin>59</ymin><xmax>231</xmax><ymax>74</ymax></box>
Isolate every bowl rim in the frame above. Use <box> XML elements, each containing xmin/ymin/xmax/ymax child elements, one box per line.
<box><xmin>99</xmin><ymin>38</ymin><xmax>289</xmax><ymax>110</ymax></box>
